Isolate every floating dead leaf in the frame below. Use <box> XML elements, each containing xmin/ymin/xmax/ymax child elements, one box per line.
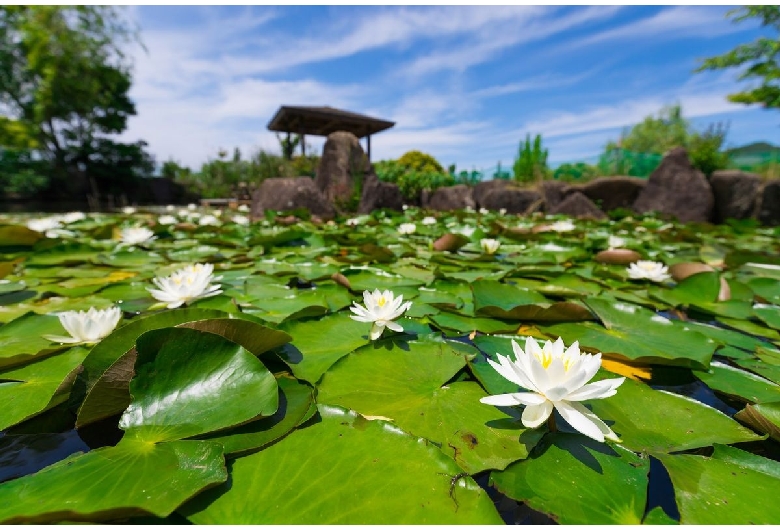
<box><xmin>669</xmin><ymin>263</ymin><xmax>731</xmax><ymax>301</ymax></box>
<box><xmin>275</xmin><ymin>215</ymin><xmax>299</xmax><ymax>226</ymax></box>
<box><xmin>735</xmin><ymin>403</ymin><xmax>780</xmax><ymax>442</ymax></box>
<box><xmin>331</xmin><ymin>272</ymin><xmax>351</xmax><ymax>290</ymax></box>
<box><xmin>669</xmin><ymin>262</ymin><xmax>714</xmax><ymax>282</ymax></box>
<box><xmin>594</xmin><ymin>249</ymin><xmax>642</xmax><ymax>265</ymax></box>
<box><xmin>432</xmin><ymin>233</ymin><xmax>469</xmax><ymax>252</ymax></box>
<box><xmin>601</xmin><ymin>356</ymin><xmax>653</xmax><ymax>381</ymax></box>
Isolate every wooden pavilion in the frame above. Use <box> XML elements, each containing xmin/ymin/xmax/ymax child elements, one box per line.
<box><xmin>267</xmin><ymin>105</ymin><xmax>395</xmax><ymax>161</ymax></box>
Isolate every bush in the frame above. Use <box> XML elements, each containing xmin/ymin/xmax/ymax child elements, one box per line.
<box><xmin>553</xmin><ymin>162</ymin><xmax>601</xmax><ymax>182</ymax></box>
<box><xmin>375</xmin><ymin>158</ymin><xmax>455</xmax><ymax>200</ymax></box>
<box><xmin>397</xmin><ymin>150</ymin><xmax>444</xmax><ymax>174</ymax></box>
<box><xmin>0</xmin><ymin>148</ymin><xmax>50</xmax><ymax>198</ymax></box>
<box><xmin>513</xmin><ymin>134</ymin><xmax>549</xmax><ymax>183</ymax></box>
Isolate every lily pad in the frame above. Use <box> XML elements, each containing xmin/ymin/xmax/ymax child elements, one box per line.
<box><xmin>734</xmin><ymin>401</ymin><xmax>780</xmax><ymax>441</ymax></box>
<box><xmin>693</xmin><ymin>361</ymin><xmax>780</xmax><ymax>403</ymax></box>
<box><xmin>317</xmin><ymin>337</ymin><xmax>542</xmax><ymax>474</ymax></box>
<box><xmin>0</xmin><ymin>347</ymin><xmax>88</xmax><ymax>431</ymax></box>
<box><xmin>0</xmin><ymin>439</ymin><xmax>226</xmax><ymax>524</ymax></box>
<box><xmin>180</xmin><ymin>405</ymin><xmax>503</xmax><ymax>524</ymax></box>
<box><xmin>657</xmin><ymin>445</ymin><xmax>780</xmax><ymax>525</ymax></box>
<box><xmin>490</xmin><ymin>433</ymin><xmax>648</xmax><ymax>525</ymax></box>
<box><xmin>0</xmin><ymin>312</ymin><xmax>68</xmax><ymax>369</ymax></box>
<box><xmin>119</xmin><ymin>327</ymin><xmax>278</xmax><ymax>443</ymax></box>
<box><xmin>587</xmin><ymin>376</ymin><xmax>762</xmax><ymax>454</ymax></box>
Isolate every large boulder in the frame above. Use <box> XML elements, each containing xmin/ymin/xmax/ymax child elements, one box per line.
<box><xmin>540</xmin><ymin>180</ymin><xmax>569</xmax><ymax>211</ymax></box>
<box><xmin>315</xmin><ymin>131</ymin><xmax>370</xmax><ymax>207</ymax></box>
<box><xmin>633</xmin><ymin>147</ymin><xmax>714</xmax><ymax>223</ymax></box>
<box><xmin>757</xmin><ymin>180</ymin><xmax>780</xmax><ymax>226</ymax></box>
<box><xmin>549</xmin><ymin>191</ymin><xmax>607</xmax><ymax>220</ymax></box>
<box><xmin>427</xmin><ymin>184</ymin><xmax>475</xmax><ymax>211</ymax></box>
<box><xmin>473</xmin><ymin>179</ymin><xmax>509</xmax><ymax>208</ymax></box>
<box><xmin>709</xmin><ymin>170</ymin><xmax>761</xmax><ymax>223</ymax></box>
<box><xmin>251</xmin><ymin>177</ymin><xmax>335</xmax><ymax>218</ymax></box>
<box><xmin>481</xmin><ymin>186</ymin><xmax>542</xmax><ymax>214</ymax></box>
<box><xmin>566</xmin><ymin>176</ymin><xmax>646</xmax><ymax>212</ymax></box>
<box><xmin>358</xmin><ymin>172</ymin><xmax>405</xmax><ymax>213</ymax></box>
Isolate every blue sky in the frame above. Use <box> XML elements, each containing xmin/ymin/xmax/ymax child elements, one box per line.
<box><xmin>120</xmin><ymin>5</ymin><xmax>778</xmax><ymax>174</ymax></box>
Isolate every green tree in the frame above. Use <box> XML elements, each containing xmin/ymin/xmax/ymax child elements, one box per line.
<box><xmin>0</xmin><ymin>6</ymin><xmax>149</xmax><ymax>198</ymax></box>
<box><xmin>601</xmin><ymin>104</ymin><xmax>729</xmax><ymax>176</ymax></box>
<box><xmin>696</xmin><ymin>6</ymin><xmax>780</xmax><ymax>109</ymax></box>
<box><xmin>513</xmin><ymin>134</ymin><xmax>549</xmax><ymax>183</ymax></box>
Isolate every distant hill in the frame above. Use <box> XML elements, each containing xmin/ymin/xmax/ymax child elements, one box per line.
<box><xmin>727</xmin><ymin>142</ymin><xmax>780</xmax><ymax>157</ymax></box>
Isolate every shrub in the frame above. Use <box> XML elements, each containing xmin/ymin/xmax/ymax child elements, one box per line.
<box><xmin>513</xmin><ymin>134</ymin><xmax>550</xmax><ymax>183</ymax></box>
<box><xmin>553</xmin><ymin>162</ymin><xmax>601</xmax><ymax>182</ymax></box>
<box><xmin>397</xmin><ymin>150</ymin><xmax>444</xmax><ymax>174</ymax></box>
<box><xmin>375</xmin><ymin>158</ymin><xmax>455</xmax><ymax>200</ymax></box>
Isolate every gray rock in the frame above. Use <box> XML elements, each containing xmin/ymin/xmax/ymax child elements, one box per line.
<box><xmin>427</xmin><ymin>184</ymin><xmax>475</xmax><ymax>211</ymax></box>
<box><xmin>758</xmin><ymin>180</ymin><xmax>780</xmax><ymax>226</ymax></box>
<box><xmin>481</xmin><ymin>186</ymin><xmax>542</xmax><ymax>214</ymax></box>
<box><xmin>251</xmin><ymin>177</ymin><xmax>335</xmax><ymax>218</ymax></box>
<box><xmin>473</xmin><ymin>179</ymin><xmax>509</xmax><ymax>208</ymax></box>
<box><xmin>710</xmin><ymin>170</ymin><xmax>761</xmax><ymax>223</ymax></box>
<box><xmin>358</xmin><ymin>172</ymin><xmax>405</xmax><ymax>213</ymax></box>
<box><xmin>315</xmin><ymin>131</ymin><xmax>370</xmax><ymax>207</ymax></box>
<box><xmin>566</xmin><ymin>176</ymin><xmax>646</xmax><ymax>212</ymax></box>
<box><xmin>549</xmin><ymin>191</ymin><xmax>607</xmax><ymax>219</ymax></box>
<box><xmin>633</xmin><ymin>147</ymin><xmax>714</xmax><ymax>223</ymax></box>
<box><xmin>540</xmin><ymin>180</ymin><xmax>569</xmax><ymax>211</ymax></box>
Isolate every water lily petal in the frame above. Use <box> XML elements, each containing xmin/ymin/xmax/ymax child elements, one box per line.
<box><xmin>384</xmin><ymin>320</ymin><xmax>403</xmax><ymax>333</ymax></box>
<box><xmin>42</xmin><ymin>334</ymin><xmax>83</xmax><ymax>344</ymax></box>
<box><xmin>480</xmin><ymin>392</ymin><xmax>547</xmax><ymax>407</ymax></box>
<box><xmin>369</xmin><ymin>322</ymin><xmax>385</xmax><ymax>340</ymax></box>
<box><xmin>554</xmin><ymin>400</ymin><xmax>608</xmax><ymax>442</ymax></box>
<box><xmin>565</xmin><ymin>377</ymin><xmax>626</xmax><ymax>402</ymax></box>
<box><xmin>521</xmin><ymin>400</ymin><xmax>554</xmax><ymax>429</ymax></box>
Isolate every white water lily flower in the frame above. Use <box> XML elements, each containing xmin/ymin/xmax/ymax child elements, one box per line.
<box><xmin>398</xmin><ymin>223</ymin><xmax>416</xmax><ymax>235</ymax></box>
<box><xmin>199</xmin><ymin>214</ymin><xmax>220</xmax><ymax>226</ymax></box>
<box><xmin>158</xmin><ymin>215</ymin><xmax>178</xmax><ymax>225</ymax></box>
<box><xmin>479</xmin><ymin>208</ymin><xmax>489</xmax><ymax>215</ymax></box>
<box><xmin>349</xmin><ymin>289</ymin><xmax>413</xmax><ymax>340</ymax></box>
<box><xmin>212</xmin><ymin>209</ymin><xmax>223</xmax><ymax>218</ymax></box>
<box><xmin>148</xmin><ymin>263</ymin><xmax>223</xmax><ymax>309</ymax></box>
<box><xmin>549</xmin><ymin>219</ymin><xmax>575</xmax><ymax>232</ymax></box>
<box><xmin>166</xmin><ymin>204</ymin><xmax>176</xmax><ymax>211</ymax></box>
<box><xmin>44</xmin><ymin>306</ymin><xmax>122</xmax><ymax>344</ymax></box>
<box><xmin>231</xmin><ymin>214</ymin><xmax>250</xmax><ymax>225</ymax></box>
<box><xmin>27</xmin><ymin>217</ymin><xmax>63</xmax><ymax>233</ymax></box>
<box><xmin>627</xmin><ymin>260</ymin><xmax>671</xmax><ymax>282</ymax></box>
<box><xmin>188</xmin><ymin>203</ymin><xmax>198</xmax><ymax>211</ymax></box>
<box><xmin>608</xmin><ymin>235</ymin><xmax>626</xmax><ymax>249</ymax></box>
<box><xmin>122</xmin><ymin>206</ymin><xmax>136</xmax><ymax>215</ymax></box>
<box><xmin>238</xmin><ymin>204</ymin><xmax>250</xmax><ymax>212</ymax></box>
<box><xmin>499</xmin><ymin>208</ymin><xmax>507</xmax><ymax>215</ymax></box>
<box><xmin>61</xmin><ymin>212</ymin><xmax>86</xmax><ymax>224</ymax></box>
<box><xmin>458</xmin><ymin>225</ymin><xmax>476</xmax><ymax>237</ymax></box>
<box><xmin>422</xmin><ymin>216</ymin><xmax>437</xmax><ymax>225</ymax></box>
<box><xmin>480</xmin><ymin>337</ymin><xmax>625</xmax><ymax>443</ymax></box>
<box><xmin>119</xmin><ymin>226</ymin><xmax>156</xmax><ymax>246</ymax></box>
<box><xmin>481</xmin><ymin>238</ymin><xmax>501</xmax><ymax>255</ymax></box>
<box><xmin>345</xmin><ymin>218</ymin><xmax>361</xmax><ymax>226</ymax></box>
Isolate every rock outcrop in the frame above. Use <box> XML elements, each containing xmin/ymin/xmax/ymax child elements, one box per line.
<box><xmin>427</xmin><ymin>184</ymin><xmax>475</xmax><ymax>211</ymax></box>
<box><xmin>709</xmin><ymin>170</ymin><xmax>761</xmax><ymax>223</ymax></box>
<box><xmin>758</xmin><ymin>180</ymin><xmax>780</xmax><ymax>226</ymax></box>
<box><xmin>481</xmin><ymin>186</ymin><xmax>542</xmax><ymax>214</ymax></box>
<box><xmin>315</xmin><ymin>131</ymin><xmax>370</xmax><ymax>207</ymax></box>
<box><xmin>251</xmin><ymin>177</ymin><xmax>334</xmax><ymax>218</ymax></box>
<box><xmin>358</xmin><ymin>172</ymin><xmax>406</xmax><ymax>214</ymax></box>
<box><xmin>566</xmin><ymin>176</ymin><xmax>646</xmax><ymax>213</ymax></box>
<box><xmin>633</xmin><ymin>147</ymin><xmax>714</xmax><ymax>223</ymax></box>
<box><xmin>549</xmin><ymin>191</ymin><xmax>607</xmax><ymax>220</ymax></box>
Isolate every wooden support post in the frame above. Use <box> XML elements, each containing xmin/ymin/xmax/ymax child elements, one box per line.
<box><xmin>285</xmin><ymin>131</ymin><xmax>292</xmax><ymax>160</ymax></box>
<box><xmin>301</xmin><ymin>133</ymin><xmax>306</xmax><ymax>157</ymax></box>
<box><xmin>367</xmin><ymin>134</ymin><xmax>372</xmax><ymax>162</ymax></box>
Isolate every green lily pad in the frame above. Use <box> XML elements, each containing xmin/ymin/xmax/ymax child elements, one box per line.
<box><xmin>0</xmin><ymin>225</ymin><xmax>42</xmax><ymax>247</ymax></box>
<box><xmin>471</xmin><ymin>279</ymin><xmax>549</xmax><ymax>318</ymax></box>
<box><xmin>0</xmin><ymin>439</ymin><xmax>226</xmax><ymax>524</ymax></box>
<box><xmin>734</xmin><ymin>401</ymin><xmax>780</xmax><ymax>441</ymax></box>
<box><xmin>0</xmin><ymin>347</ymin><xmax>88</xmax><ymax>431</ymax></box>
<box><xmin>0</xmin><ymin>312</ymin><xmax>68</xmax><ymax>369</ymax></box>
<box><xmin>277</xmin><ymin>312</ymin><xmax>370</xmax><ymax>383</ymax></box>
<box><xmin>587</xmin><ymin>376</ymin><xmax>762</xmax><ymax>454</ymax></box>
<box><xmin>76</xmin><ymin>308</ymin><xmax>230</xmax><ymax>427</ymax></box>
<box><xmin>694</xmin><ymin>361</ymin><xmax>780</xmax><ymax>403</ymax></box>
<box><xmin>197</xmin><ymin>375</ymin><xmax>314</xmax><ymax>456</ymax></box>
<box><xmin>180</xmin><ymin>405</ymin><xmax>503</xmax><ymax>524</ymax></box>
<box><xmin>543</xmin><ymin>298</ymin><xmax>716</xmax><ymax>369</ymax></box>
<box><xmin>430</xmin><ymin>312</ymin><xmax>519</xmax><ymax>334</ymax></box>
<box><xmin>317</xmin><ymin>337</ymin><xmax>542</xmax><ymax>474</ymax></box>
<box><xmin>735</xmin><ymin>358</ymin><xmax>780</xmax><ymax>385</ymax></box>
<box><xmin>490</xmin><ymin>433</ymin><xmax>648</xmax><ymax>525</ymax></box>
<box><xmin>657</xmin><ymin>445</ymin><xmax>780</xmax><ymax>524</ymax></box>
<box><xmin>119</xmin><ymin>327</ymin><xmax>278</xmax><ymax>443</ymax></box>
<box><xmin>753</xmin><ymin>304</ymin><xmax>780</xmax><ymax>330</ymax></box>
